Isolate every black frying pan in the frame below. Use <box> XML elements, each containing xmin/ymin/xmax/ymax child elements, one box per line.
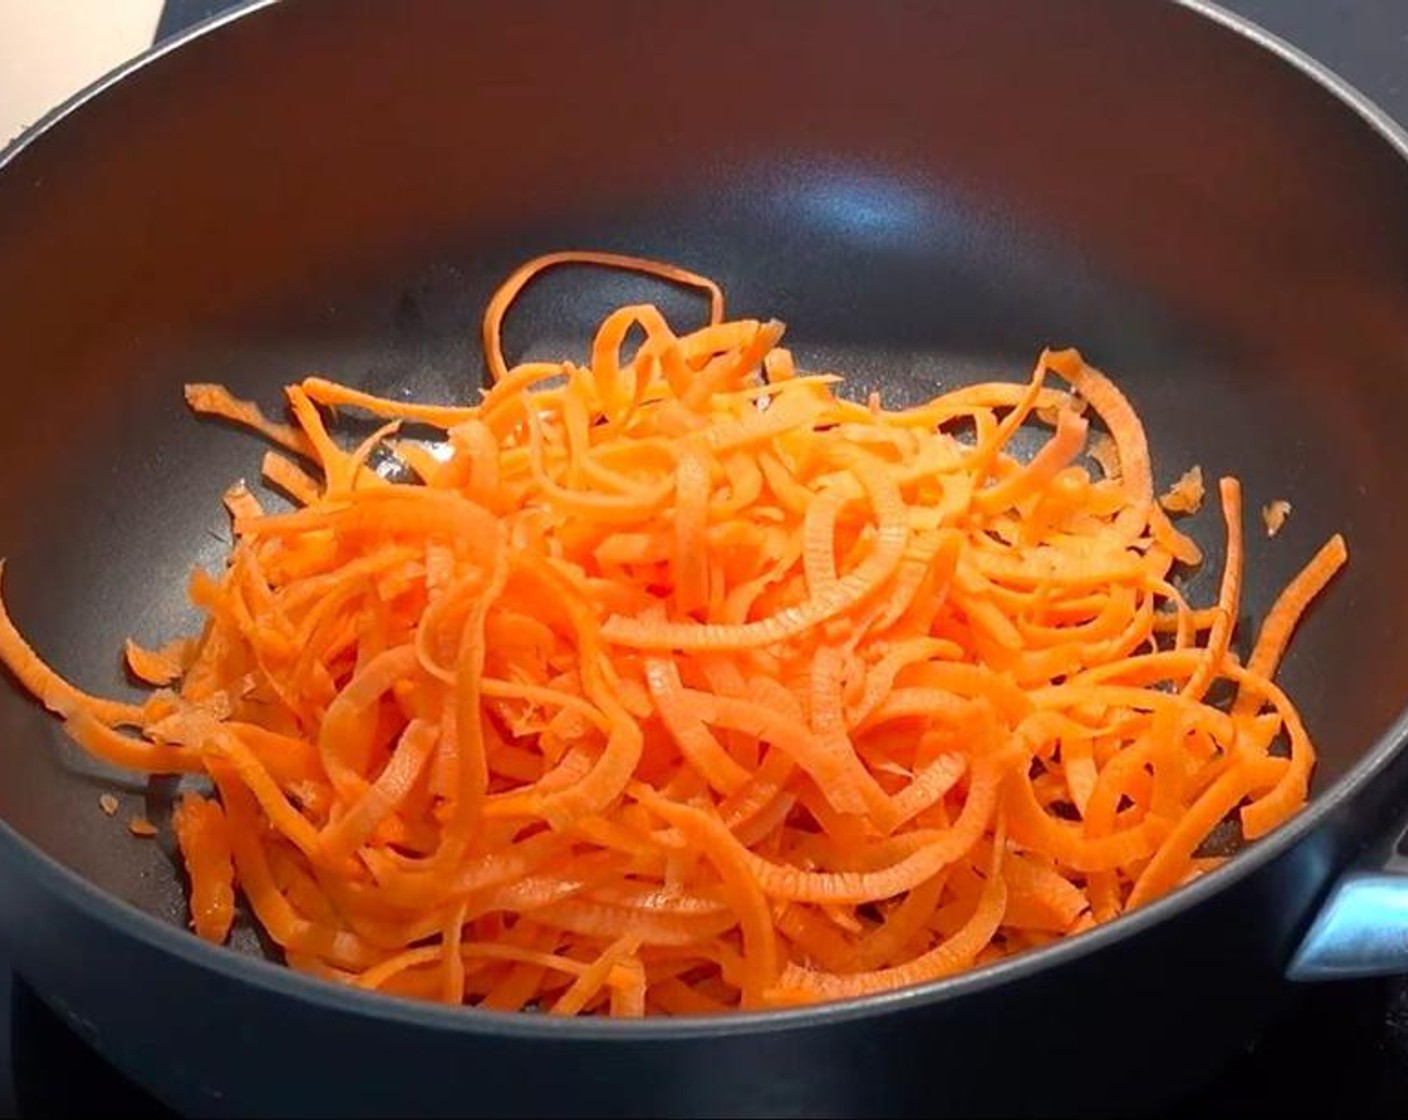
<box><xmin>1</xmin><ymin>1</ymin><xmax>1408</xmax><ymax>1115</ymax></box>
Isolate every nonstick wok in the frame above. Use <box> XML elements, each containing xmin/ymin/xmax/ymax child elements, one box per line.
<box><xmin>2</xmin><ymin>1</ymin><xmax>1408</xmax><ymax>1115</ymax></box>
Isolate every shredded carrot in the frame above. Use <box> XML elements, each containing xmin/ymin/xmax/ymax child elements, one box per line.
<box><xmin>125</xmin><ymin>637</ymin><xmax>196</xmax><ymax>686</ymax></box>
<box><xmin>173</xmin><ymin>791</ymin><xmax>236</xmax><ymax>943</ymax></box>
<box><xmin>1234</xmin><ymin>534</ymin><xmax>1348</xmax><ymax>716</ymax></box>
<box><xmin>0</xmin><ymin>252</ymin><xmax>1345</xmax><ymax>1015</ymax></box>
<box><xmin>1263</xmin><ymin>498</ymin><xmax>1292</xmax><ymax>538</ymax></box>
<box><xmin>127</xmin><ymin>817</ymin><xmax>158</xmax><ymax>838</ymax></box>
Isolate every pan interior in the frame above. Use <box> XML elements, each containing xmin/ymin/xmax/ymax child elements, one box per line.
<box><xmin>0</xmin><ymin>0</ymin><xmax>1407</xmax><ymax>954</ymax></box>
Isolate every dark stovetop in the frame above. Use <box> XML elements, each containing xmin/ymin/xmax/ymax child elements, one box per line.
<box><xmin>3</xmin><ymin>1</ymin><xmax>1408</xmax><ymax>1116</ymax></box>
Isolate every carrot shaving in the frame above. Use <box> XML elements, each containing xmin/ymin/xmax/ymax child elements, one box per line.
<box><xmin>1159</xmin><ymin>465</ymin><xmax>1205</xmax><ymax>515</ymax></box>
<box><xmin>1088</xmin><ymin>433</ymin><xmax>1121</xmax><ymax>481</ymax></box>
<box><xmin>1262</xmin><ymin>499</ymin><xmax>1292</xmax><ymax>538</ymax></box>
<box><xmin>184</xmin><ymin>384</ymin><xmax>313</xmax><ymax>457</ymax></box>
<box><xmin>125</xmin><ymin>637</ymin><xmax>196</xmax><ymax>686</ymax></box>
<box><xmin>0</xmin><ymin>253</ymin><xmax>1344</xmax><ymax>1015</ymax></box>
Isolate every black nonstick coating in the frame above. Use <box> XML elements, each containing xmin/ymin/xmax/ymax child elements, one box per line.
<box><xmin>1</xmin><ymin>1</ymin><xmax>1408</xmax><ymax>1114</ymax></box>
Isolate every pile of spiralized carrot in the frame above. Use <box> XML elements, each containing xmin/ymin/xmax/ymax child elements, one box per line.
<box><xmin>0</xmin><ymin>253</ymin><xmax>1346</xmax><ymax>1015</ymax></box>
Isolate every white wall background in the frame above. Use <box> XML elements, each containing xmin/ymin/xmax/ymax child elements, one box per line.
<box><xmin>0</xmin><ymin>0</ymin><xmax>163</xmax><ymax>144</ymax></box>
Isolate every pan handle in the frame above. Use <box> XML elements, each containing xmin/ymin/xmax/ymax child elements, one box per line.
<box><xmin>1286</xmin><ymin>816</ymin><xmax>1408</xmax><ymax>981</ymax></box>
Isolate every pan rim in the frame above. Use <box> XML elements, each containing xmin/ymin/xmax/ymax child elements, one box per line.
<box><xmin>1</xmin><ymin>0</ymin><xmax>1406</xmax><ymax>1041</ymax></box>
